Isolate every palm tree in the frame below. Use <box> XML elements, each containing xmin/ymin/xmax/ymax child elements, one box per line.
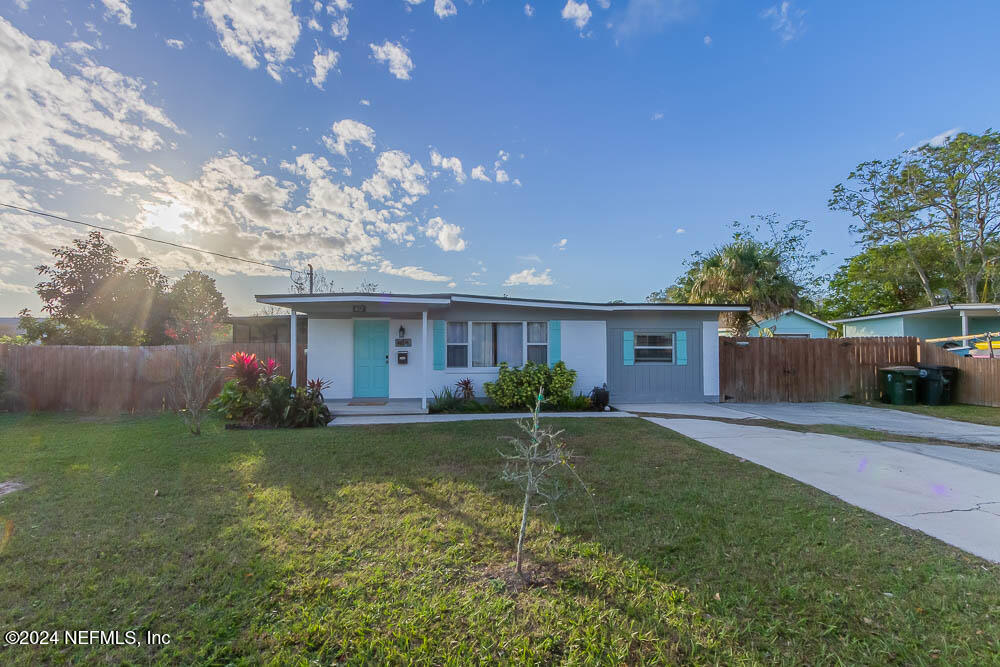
<box><xmin>687</xmin><ymin>239</ymin><xmax>801</xmax><ymax>335</ymax></box>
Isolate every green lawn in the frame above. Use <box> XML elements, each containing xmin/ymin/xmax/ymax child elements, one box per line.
<box><xmin>862</xmin><ymin>401</ymin><xmax>1000</xmax><ymax>427</ymax></box>
<box><xmin>1</xmin><ymin>414</ymin><xmax>999</xmax><ymax>664</ymax></box>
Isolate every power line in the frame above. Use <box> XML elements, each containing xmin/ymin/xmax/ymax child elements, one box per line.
<box><xmin>0</xmin><ymin>202</ymin><xmax>293</xmax><ymax>273</ymax></box>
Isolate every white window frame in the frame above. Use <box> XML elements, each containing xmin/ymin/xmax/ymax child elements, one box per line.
<box><xmin>526</xmin><ymin>321</ymin><xmax>548</xmax><ymax>366</ymax></box>
<box><xmin>446</xmin><ymin>321</ymin><xmax>469</xmax><ymax>369</ymax></box>
<box><xmin>634</xmin><ymin>331</ymin><xmax>675</xmax><ymax>364</ymax></box>
<box><xmin>445</xmin><ymin>320</ymin><xmax>548</xmax><ymax>371</ymax></box>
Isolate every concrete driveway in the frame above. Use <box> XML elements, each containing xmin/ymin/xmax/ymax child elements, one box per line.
<box><xmin>649</xmin><ymin>417</ymin><xmax>1000</xmax><ymax>562</ymax></box>
<box><xmin>723</xmin><ymin>402</ymin><xmax>1000</xmax><ymax>446</ymax></box>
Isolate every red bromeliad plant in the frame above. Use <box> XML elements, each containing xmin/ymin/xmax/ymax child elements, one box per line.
<box><xmin>225</xmin><ymin>352</ymin><xmax>279</xmax><ymax>389</ymax></box>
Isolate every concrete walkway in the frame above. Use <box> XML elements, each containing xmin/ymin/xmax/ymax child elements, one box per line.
<box><xmin>723</xmin><ymin>402</ymin><xmax>1000</xmax><ymax>446</ymax></box>
<box><xmin>880</xmin><ymin>441</ymin><xmax>1000</xmax><ymax>476</ymax></box>
<box><xmin>611</xmin><ymin>402</ymin><xmax>763</xmax><ymax>420</ymax></box>
<box><xmin>647</xmin><ymin>417</ymin><xmax>1000</xmax><ymax>562</ymax></box>
<box><xmin>330</xmin><ymin>411</ymin><xmax>635</xmax><ymax>426</ymax></box>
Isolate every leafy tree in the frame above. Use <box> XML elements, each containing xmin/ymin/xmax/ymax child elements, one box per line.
<box><xmin>649</xmin><ymin>215</ymin><xmax>820</xmax><ymax>334</ymax></box>
<box><xmin>166</xmin><ymin>271</ymin><xmax>230</xmax><ymax>343</ymax></box>
<box><xmin>829</xmin><ymin>157</ymin><xmax>936</xmax><ymax>304</ymax></box>
<box><xmin>816</xmin><ymin>235</ymin><xmax>967</xmax><ymax>320</ymax></box>
<box><xmin>831</xmin><ymin>130</ymin><xmax>1000</xmax><ymax>303</ymax></box>
<box><xmin>914</xmin><ymin>131</ymin><xmax>1000</xmax><ymax>302</ymax></box>
<box><xmin>20</xmin><ymin>232</ymin><xmax>171</xmax><ymax>345</ymax></box>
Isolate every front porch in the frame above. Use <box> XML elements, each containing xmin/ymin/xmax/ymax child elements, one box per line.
<box><xmin>325</xmin><ymin>398</ymin><xmax>428</xmax><ymax>416</ymax></box>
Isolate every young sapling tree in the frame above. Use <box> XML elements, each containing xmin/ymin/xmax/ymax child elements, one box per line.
<box><xmin>499</xmin><ymin>387</ymin><xmax>590</xmax><ymax>580</ymax></box>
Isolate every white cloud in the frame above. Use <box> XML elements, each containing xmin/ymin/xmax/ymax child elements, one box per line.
<box><xmin>470</xmin><ymin>165</ymin><xmax>490</xmax><ymax>182</ymax></box>
<box><xmin>65</xmin><ymin>41</ymin><xmax>95</xmax><ymax>54</ymax></box>
<box><xmin>165</xmin><ymin>38</ymin><xmax>185</xmax><ymax>49</ymax></box>
<box><xmin>424</xmin><ymin>216</ymin><xmax>466</xmax><ymax>251</ymax></box>
<box><xmin>703</xmin><ymin>34</ymin><xmax>712</xmax><ymax>46</ymax></box>
<box><xmin>201</xmin><ymin>0</ymin><xmax>300</xmax><ymax>81</ymax></box>
<box><xmin>330</xmin><ymin>15</ymin><xmax>349</xmax><ymax>40</ymax></box>
<box><xmin>497</xmin><ymin>149</ymin><xmax>509</xmax><ymax>161</ymax></box>
<box><xmin>307</xmin><ymin>17</ymin><xmax>322</xmax><ymax>30</ymax></box>
<box><xmin>494</xmin><ymin>168</ymin><xmax>509</xmax><ymax>183</ymax></box>
<box><xmin>518</xmin><ymin>254</ymin><xmax>541</xmax><ymax>262</ymax></box>
<box><xmin>512</xmin><ymin>178</ymin><xmax>522</xmax><ymax>187</ymax></box>
<box><xmin>379</xmin><ymin>260</ymin><xmax>450</xmax><ymax>282</ymax></box>
<box><xmin>0</xmin><ymin>18</ymin><xmax>179</xmax><ymax>177</ymax></box>
<box><xmin>430</xmin><ymin>149</ymin><xmax>465</xmax><ymax>183</ymax></box>
<box><xmin>434</xmin><ymin>0</ymin><xmax>457</xmax><ymax>18</ymax></box>
<box><xmin>311</xmin><ymin>48</ymin><xmax>339</xmax><ymax>89</ymax></box>
<box><xmin>504</xmin><ymin>267</ymin><xmax>553</xmax><ymax>286</ymax></box>
<box><xmin>554</xmin><ymin>238</ymin><xmax>567</xmax><ymax>250</ymax></box>
<box><xmin>100</xmin><ymin>0</ymin><xmax>135</xmax><ymax>28</ymax></box>
<box><xmin>561</xmin><ymin>0</ymin><xmax>592</xmax><ymax>29</ymax></box>
<box><xmin>615</xmin><ymin>0</ymin><xmax>694</xmax><ymax>40</ymax></box>
<box><xmin>524</xmin><ymin>4</ymin><xmax>535</xmax><ymax>16</ymax></box>
<box><xmin>370</xmin><ymin>40</ymin><xmax>414</xmax><ymax>80</ymax></box>
<box><xmin>761</xmin><ymin>1</ymin><xmax>805</xmax><ymax>42</ymax></box>
<box><xmin>322</xmin><ymin>119</ymin><xmax>375</xmax><ymax>156</ymax></box>
<box><xmin>911</xmin><ymin>127</ymin><xmax>961</xmax><ymax>150</ymax></box>
<box><xmin>362</xmin><ymin>150</ymin><xmax>428</xmax><ymax>201</ymax></box>
<box><xmin>596</xmin><ymin>0</ymin><xmax>610</xmax><ymax>7</ymax></box>
<box><xmin>359</xmin><ymin>98</ymin><xmax>371</xmax><ymax>106</ymax></box>
<box><xmin>651</xmin><ymin>111</ymin><xmax>664</xmax><ymax>121</ymax></box>
<box><xmin>675</xmin><ymin>227</ymin><xmax>686</xmax><ymax>234</ymax></box>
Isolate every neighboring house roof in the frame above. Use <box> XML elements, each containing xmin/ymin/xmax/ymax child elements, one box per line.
<box><xmin>757</xmin><ymin>309</ymin><xmax>837</xmax><ymax>331</ymax></box>
<box><xmin>225</xmin><ymin>315</ymin><xmax>307</xmax><ymax>323</ymax></box>
<box><xmin>831</xmin><ymin>303</ymin><xmax>1000</xmax><ymax>324</ymax></box>
<box><xmin>254</xmin><ymin>292</ymin><xmax>750</xmax><ymax>312</ymax></box>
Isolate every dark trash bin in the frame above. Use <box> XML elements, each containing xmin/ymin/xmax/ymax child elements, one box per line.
<box><xmin>878</xmin><ymin>366</ymin><xmax>919</xmax><ymax>405</ymax></box>
<box><xmin>917</xmin><ymin>364</ymin><xmax>958</xmax><ymax>406</ymax></box>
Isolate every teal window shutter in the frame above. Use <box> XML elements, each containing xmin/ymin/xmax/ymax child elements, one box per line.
<box><xmin>433</xmin><ymin>320</ymin><xmax>445</xmax><ymax>370</ymax></box>
<box><xmin>623</xmin><ymin>331</ymin><xmax>634</xmax><ymax>366</ymax></box>
<box><xmin>548</xmin><ymin>320</ymin><xmax>561</xmax><ymax>367</ymax></box>
<box><xmin>676</xmin><ymin>331</ymin><xmax>688</xmax><ymax>365</ymax></box>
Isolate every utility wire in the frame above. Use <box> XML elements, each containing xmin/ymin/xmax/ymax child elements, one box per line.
<box><xmin>0</xmin><ymin>202</ymin><xmax>293</xmax><ymax>273</ymax></box>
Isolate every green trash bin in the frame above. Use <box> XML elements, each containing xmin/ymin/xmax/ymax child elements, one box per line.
<box><xmin>878</xmin><ymin>366</ymin><xmax>919</xmax><ymax>405</ymax></box>
<box><xmin>917</xmin><ymin>364</ymin><xmax>958</xmax><ymax>405</ymax></box>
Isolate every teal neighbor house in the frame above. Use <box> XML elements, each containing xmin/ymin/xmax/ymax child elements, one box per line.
<box><xmin>748</xmin><ymin>310</ymin><xmax>836</xmax><ymax>338</ymax></box>
<box><xmin>832</xmin><ymin>304</ymin><xmax>1000</xmax><ymax>339</ymax></box>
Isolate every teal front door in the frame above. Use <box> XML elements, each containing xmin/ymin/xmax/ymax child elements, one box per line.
<box><xmin>353</xmin><ymin>319</ymin><xmax>389</xmax><ymax>397</ymax></box>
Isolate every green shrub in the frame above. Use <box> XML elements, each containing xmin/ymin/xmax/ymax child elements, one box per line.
<box><xmin>483</xmin><ymin>361</ymin><xmax>578</xmax><ymax>409</ymax></box>
<box><xmin>429</xmin><ymin>386</ymin><xmax>464</xmax><ymax>413</ymax></box>
<box><xmin>555</xmin><ymin>393</ymin><xmax>592</xmax><ymax>411</ymax></box>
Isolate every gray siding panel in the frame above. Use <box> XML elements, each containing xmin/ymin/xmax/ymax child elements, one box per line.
<box><xmin>607</xmin><ymin>314</ymin><xmax>707</xmax><ymax>402</ymax></box>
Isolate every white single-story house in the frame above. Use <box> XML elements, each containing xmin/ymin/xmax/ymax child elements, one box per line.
<box><xmin>254</xmin><ymin>292</ymin><xmax>749</xmax><ymax>409</ymax></box>
<box><xmin>747</xmin><ymin>310</ymin><xmax>836</xmax><ymax>338</ymax></box>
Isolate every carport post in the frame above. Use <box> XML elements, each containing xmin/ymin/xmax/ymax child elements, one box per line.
<box><xmin>421</xmin><ymin>310</ymin><xmax>428</xmax><ymax>411</ymax></box>
<box><xmin>290</xmin><ymin>309</ymin><xmax>297</xmax><ymax>385</ymax></box>
<box><xmin>961</xmin><ymin>310</ymin><xmax>969</xmax><ymax>339</ymax></box>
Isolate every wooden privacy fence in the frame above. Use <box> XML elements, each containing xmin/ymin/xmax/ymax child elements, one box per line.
<box><xmin>918</xmin><ymin>342</ymin><xmax>1000</xmax><ymax>407</ymax></box>
<box><xmin>719</xmin><ymin>337</ymin><xmax>918</xmax><ymax>403</ymax></box>
<box><xmin>0</xmin><ymin>343</ymin><xmax>306</xmax><ymax>413</ymax></box>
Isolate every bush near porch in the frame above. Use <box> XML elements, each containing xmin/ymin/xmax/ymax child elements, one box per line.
<box><xmin>1</xmin><ymin>414</ymin><xmax>999</xmax><ymax>663</ymax></box>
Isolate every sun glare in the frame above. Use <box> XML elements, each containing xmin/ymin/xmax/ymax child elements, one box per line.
<box><xmin>140</xmin><ymin>200</ymin><xmax>193</xmax><ymax>234</ymax></box>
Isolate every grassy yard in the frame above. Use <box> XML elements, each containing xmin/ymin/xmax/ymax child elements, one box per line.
<box><xmin>862</xmin><ymin>401</ymin><xmax>1000</xmax><ymax>427</ymax></box>
<box><xmin>1</xmin><ymin>415</ymin><xmax>999</xmax><ymax>664</ymax></box>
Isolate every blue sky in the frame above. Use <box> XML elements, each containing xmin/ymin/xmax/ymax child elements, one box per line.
<box><xmin>1</xmin><ymin>0</ymin><xmax>999</xmax><ymax>314</ymax></box>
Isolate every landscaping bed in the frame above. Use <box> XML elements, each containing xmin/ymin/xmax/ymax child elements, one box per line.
<box><xmin>1</xmin><ymin>414</ymin><xmax>999</xmax><ymax>663</ymax></box>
